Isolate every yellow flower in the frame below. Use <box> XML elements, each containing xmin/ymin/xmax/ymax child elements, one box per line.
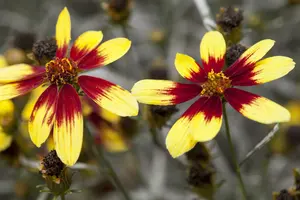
<box><xmin>132</xmin><ymin>31</ymin><xmax>294</xmax><ymax>158</ymax></box>
<box><xmin>0</xmin><ymin>7</ymin><xmax>138</xmax><ymax>166</ymax></box>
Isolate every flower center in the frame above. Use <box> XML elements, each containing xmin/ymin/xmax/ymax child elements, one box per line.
<box><xmin>45</xmin><ymin>58</ymin><xmax>78</xmax><ymax>85</ymax></box>
<box><xmin>200</xmin><ymin>70</ymin><xmax>231</xmax><ymax>97</ymax></box>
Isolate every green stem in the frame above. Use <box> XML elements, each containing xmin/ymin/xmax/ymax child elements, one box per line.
<box><xmin>222</xmin><ymin>103</ymin><xmax>248</xmax><ymax>200</ymax></box>
<box><xmin>84</xmin><ymin>122</ymin><xmax>132</xmax><ymax>200</ymax></box>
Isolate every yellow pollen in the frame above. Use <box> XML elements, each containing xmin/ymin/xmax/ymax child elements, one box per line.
<box><xmin>45</xmin><ymin>58</ymin><xmax>78</xmax><ymax>86</ymax></box>
<box><xmin>200</xmin><ymin>70</ymin><xmax>231</xmax><ymax>97</ymax></box>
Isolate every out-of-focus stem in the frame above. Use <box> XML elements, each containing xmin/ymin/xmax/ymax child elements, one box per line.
<box><xmin>222</xmin><ymin>103</ymin><xmax>248</xmax><ymax>200</ymax></box>
<box><xmin>84</xmin><ymin>121</ymin><xmax>132</xmax><ymax>200</ymax></box>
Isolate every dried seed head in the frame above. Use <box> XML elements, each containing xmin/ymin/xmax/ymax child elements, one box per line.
<box><xmin>187</xmin><ymin>163</ymin><xmax>214</xmax><ymax>187</ymax></box>
<box><xmin>32</xmin><ymin>38</ymin><xmax>57</xmax><ymax>63</ymax></box>
<box><xmin>103</xmin><ymin>0</ymin><xmax>132</xmax><ymax>24</ymax></box>
<box><xmin>225</xmin><ymin>44</ymin><xmax>247</xmax><ymax>66</ymax></box>
<box><xmin>41</xmin><ymin>150</ymin><xmax>65</xmax><ymax>178</ymax></box>
<box><xmin>216</xmin><ymin>6</ymin><xmax>244</xmax><ymax>33</ymax></box>
<box><xmin>275</xmin><ymin>190</ymin><xmax>293</xmax><ymax>200</ymax></box>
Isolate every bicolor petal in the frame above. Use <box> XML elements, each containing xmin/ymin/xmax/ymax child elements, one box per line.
<box><xmin>78</xmin><ymin>38</ymin><xmax>131</xmax><ymax>70</ymax></box>
<box><xmin>131</xmin><ymin>79</ymin><xmax>202</xmax><ymax>105</ymax></box>
<box><xmin>70</xmin><ymin>31</ymin><xmax>103</xmax><ymax>62</ymax></box>
<box><xmin>56</xmin><ymin>7</ymin><xmax>71</xmax><ymax>58</ymax></box>
<box><xmin>78</xmin><ymin>75</ymin><xmax>138</xmax><ymax>117</ymax></box>
<box><xmin>225</xmin><ymin>39</ymin><xmax>275</xmax><ymax>77</ymax></box>
<box><xmin>224</xmin><ymin>88</ymin><xmax>290</xmax><ymax>124</ymax></box>
<box><xmin>0</xmin><ymin>76</ymin><xmax>44</xmax><ymax>101</ymax></box>
<box><xmin>54</xmin><ymin>84</ymin><xmax>83</xmax><ymax>166</ymax></box>
<box><xmin>175</xmin><ymin>53</ymin><xmax>206</xmax><ymax>83</ymax></box>
<box><xmin>28</xmin><ymin>85</ymin><xmax>58</xmax><ymax>147</ymax></box>
<box><xmin>0</xmin><ymin>64</ymin><xmax>45</xmax><ymax>84</ymax></box>
<box><xmin>166</xmin><ymin>96</ymin><xmax>222</xmax><ymax>157</ymax></box>
<box><xmin>22</xmin><ymin>86</ymin><xmax>46</xmax><ymax>121</ymax></box>
<box><xmin>200</xmin><ymin>31</ymin><xmax>226</xmax><ymax>73</ymax></box>
<box><xmin>230</xmin><ymin>56</ymin><xmax>295</xmax><ymax>86</ymax></box>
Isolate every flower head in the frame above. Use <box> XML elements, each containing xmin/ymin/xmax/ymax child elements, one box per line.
<box><xmin>132</xmin><ymin>31</ymin><xmax>294</xmax><ymax>157</ymax></box>
<box><xmin>0</xmin><ymin>7</ymin><xmax>138</xmax><ymax>166</ymax></box>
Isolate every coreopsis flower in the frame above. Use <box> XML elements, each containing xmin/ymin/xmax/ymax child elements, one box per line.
<box><xmin>0</xmin><ymin>7</ymin><xmax>138</xmax><ymax>166</ymax></box>
<box><xmin>132</xmin><ymin>31</ymin><xmax>294</xmax><ymax>157</ymax></box>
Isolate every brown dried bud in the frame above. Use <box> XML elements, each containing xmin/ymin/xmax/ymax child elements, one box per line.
<box><xmin>32</xmin><ymin>38</ymin><xmax>57</xmax><ymax>64</ymax></box>
<box><xmin>40</xmin><ymin>150</ymin><xmax>65</xmax><ymax>178</ymax></box>
<box><xmin>187</xmin><ymin>163</ymin><xmax>214</xmax><ymax>187</ymax></box>
<box><xmin>216</xmin><ymin>7</ymin><xmax>244</xmax><ymax>33</ymax></box>
<box><xmin>275</xmin><ymin>190</ymin><xmax>293</xmax><ymax>200</ymax></box>
<box><xmin>103</xmin><ymin>0</ymin><xmax>132</xmax><ymax>24</ymax></box>
<box><xmin>225</xmin><ymin>44</ymin><xmax>247</xmax><ymax>66</ymax></box>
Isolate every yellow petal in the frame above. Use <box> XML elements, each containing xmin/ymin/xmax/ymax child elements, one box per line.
<box><xmin>200</xmin><ymin>31</ymin><xmax>226</xmax><ymax>72</ymax></box>
<box><xmin>225</xmin><ymin>88</ymin><xmax>290</xmax><ymax>124</ymax></box>
<box><xmin>0</xmin><ymin>100</ymin><xmax>15</xmax><ymax>127</ymax></box>
<box><xmin>166</xmin><ymin>96</ymin><xmax>222</xmax><ymax>157</ymax></box>
<box><xmin>54</xmin><ymin>84</ymin><xmax>83</xmax><ymax>166</ymax></box>
<box><xmin>240</xmin><ymin>39</ymin><xmax>274</xmax><ymax>65</ymax></box>
<box><xmin>166</xmin><ymin>117</ymin><xmax>197</xmax><ymax>158</ymax></box>
<box><xmin>225</xmin><ymin>39</ymin><xmax>275</xmax><ymax>77</ymax></box>
<box><xmin>70</xmin><ymin>31</ymin><xmax>103</xmax><ymax>62</ymax></box>
<box><xmin>175</xmin><ymin>53</ymin><xmax>206</xmax><ymax>82</ymax></box>
<box><xmin>0</xmin><ymin>100</ymin><xmax>14</xmax><ymax>118</ymax></box>
<box><xmin>78</xmin><ymin>75</ymin><xmax>138</xmax><ymax>117</ymax></box>
<box><xmin>28</xmin><ymin>85</ymin><xmax>58</xmax><ymax>147</ymax></box>
<box><xmin>0</xmin><ymin>76</ymin><xmax>44</xmax><ymax>101</ymax></box>
<box><xmin>0</xmin><ymin>129</ymin><xmax>12</xmax><ymax>152</ymax></box>
<box><xmin>100</xmin><ymin>108</ymin><xmax>121</xmax><ymax>124</ymax></box>
<box><xmin>251</xmin><ymin>56</ymin><xmax>295</xmax><ymax>84</ymax></box>
<box><xmin>100</xmin><ymin>123</ymin><xmax>128</xmax><ymax>152</ymax></box>
<box><xmin>46</xmin><ymin>134</ymin><xmax>55</xmax><ymax>151</ymax></box>
<box><xmin>231</xmin><ymin>56</ymin><xmax>295</xmax><ymax>86</ymax></box>
<box><xmin>131</xmin><ymin>80</ymin><xmax>201</xmax><ymax>105</ymax></box>
<box><xmin>56</xmin><ymin>7</ymin><xmax>71</xmax><ymax>58</ymax></box>
<box><xmin>78</xmin><ymin>38</ymin><xmax>131</xmax><ymax>70</ymax></box>
<box><xmin>0</xmin><ymin>64</ymin><xmax>45</xmax><ymax>84</ymax></box>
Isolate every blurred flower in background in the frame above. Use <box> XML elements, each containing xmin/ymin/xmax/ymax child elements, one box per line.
<box><xmin>270</xmin><ymin>101</ymin><xmax>300</xmax><ymax>154</ymax></box>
